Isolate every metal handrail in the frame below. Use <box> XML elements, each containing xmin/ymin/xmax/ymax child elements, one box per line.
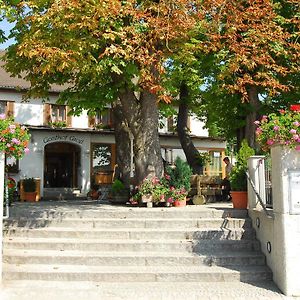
<box><xmin>3</xmin><ymin>173</ymin><xmax>10</xmax><ymax>219</ymax></box>
<box><xmin>246</xmin><ymin>171</ymin><xmax>274</xmax><ymax>219</ymax></box>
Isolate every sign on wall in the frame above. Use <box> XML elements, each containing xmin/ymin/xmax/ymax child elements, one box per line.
<box><xmin>288</xmin><ymin>170</ymin><xmax>300</xmax><ymax>215</ymax></box>
<box><xmin>43</xmin><ymin>135</ymin><xmax>84</xmax><ymax>145</ymax></box>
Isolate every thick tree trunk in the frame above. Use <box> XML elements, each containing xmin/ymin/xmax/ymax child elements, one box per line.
<box><xmin>245</xmin><ymin>85</ymin><xmax>260</xmax><ymax>150</ymax></box>
<box><xmin>177</xmin><ymin>83</ymin><xmax>203</xmax><ymax>174</ymax></box>
<box><xmin>119</xmin><ymin>88</ymin><xmax>164</xmax><ymax>184</ymax></box>
<box><xmin>111</xmin><ymin>101</ymin><xmax>131</xmax><ymax>187</ymax></box>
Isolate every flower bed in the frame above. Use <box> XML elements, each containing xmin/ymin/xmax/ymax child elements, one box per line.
<box><xmin>131</xmin><ymin>158</ymin><xmax>192</xmax><ymax>207</ymax></box>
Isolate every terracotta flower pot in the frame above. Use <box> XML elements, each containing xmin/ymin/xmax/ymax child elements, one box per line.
<box><xmin>24</xmin><ymin>192</ymin><xmax>37</xmax><ymax>202</ymax></box>
<box><xmin>174</xmin><ymin>198</ymin><xmax>186</xmax><ymax>207</ymax></box>
<box><xmin>231</xmin><ymin>191</ymin><xmax>248</xmax><ymax>209</ymax></box>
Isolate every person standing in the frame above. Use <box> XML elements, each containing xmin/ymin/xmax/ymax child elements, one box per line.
<box><xmin>222</xmin><ymin>156</ymin><xmax>232</xmax><ymax>201</ymax></box>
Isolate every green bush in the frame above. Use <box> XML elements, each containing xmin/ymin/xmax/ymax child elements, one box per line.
<box><xmin>230</xmin><ymin>140</ymin><xmax>255</xmax><ymax>191</ymax></box>
<box><xmin>166</xmin><ymin>157</ymin><xmax>192</xmax><ymax>192</ymax></box>
<box><xmin>22</xmin><ymin>178</ymin><xmax>36</xmax><ymax>192</ymax></box>
<box><xmin>111</xmin><ymin>179</ymin><xmax>125</xmax><ymax>194</ymax></box>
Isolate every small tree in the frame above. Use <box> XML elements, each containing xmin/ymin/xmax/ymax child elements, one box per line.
<box><xmin>166</xmin><ymin>157</ymin><xmax>192</xmax><ymax>192</ymax></box>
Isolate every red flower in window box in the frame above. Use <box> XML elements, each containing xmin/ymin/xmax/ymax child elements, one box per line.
<box><xmin>290</xmin><ymin>104</ymin><xmax>300</xmax><ymax>112</ymax></box>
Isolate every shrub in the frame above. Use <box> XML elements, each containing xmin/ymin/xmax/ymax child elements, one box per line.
<box><xmin>165</xmin><ymin>157</ymin><xmax>192</xmax><ymax>192</ymax></box>
<box><xmin>111</xmin><ymin>179</ymin><xmax>125</xmax><ymax>194</ymax></box>
<box><xmin>22</xmin><ymin>177</ymin><xmax>36</xmax><ymax>192</ymax></box>
<box><xmin>230</xmin><ymin>140</ymin><xmax>255</xmax><ymax>191</ymax></box>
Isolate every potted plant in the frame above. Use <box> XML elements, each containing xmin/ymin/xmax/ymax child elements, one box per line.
<box><xmin>132</xmin><ymin>158</ymin><xmax>192</xmax><ymax>208</ymax></box>
<box><xmin>230</xmin><ymin>140</ymin><xmax>255</xmax><ymax>209</ymax></box>
<box><xmin>48</xmin><ymin>120</ymin><xmax>67</xmax><ymax>128</ymax></box>
<box><xmin>0</xmin><ymin>115</ymin><xmax>30</xmax><ymax>159</ymax></box>
<box><xmin>22</xmin><ymin>177</ymin><xmax>37</xmax><ymax>202</ymax></box>
<box><xmin>132</xmin><ymin>177</ymin><xmax>168</xmax><ymax>207</ymax></box>
<box><xmin>87</xmin><ymin>184</ymin><xmax>100</xmax><ymax>200</ymax></box>
<box><xmin>165</xmin><ymin>157</ymin><xmax>192</xmax><ymax>191</ymax></box>
<box><xmin>255</xmin><ymin>107</ymin><xmax>300</xmax><ymax>151</ymax></box>
<box><xmin>165</xmin><ymin>157</ymin><xmax>192</xmax><ymax>207</ymax></box>
<box><xmin>167</xmin><ymin>187</ymin><xmax>188</xmax><ymax>207</ymax></box>
<box><xmin>110</xmin><ymin>179</ymin><xmax>130</xmax><ymax>204</ymax></box>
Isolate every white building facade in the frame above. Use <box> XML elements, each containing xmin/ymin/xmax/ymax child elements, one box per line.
<box><xmin>0</xmin><ymin>57</ymin><xmax>226</xmax><ymax>199</ymax></box>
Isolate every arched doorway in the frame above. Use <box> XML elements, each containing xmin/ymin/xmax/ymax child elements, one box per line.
<box><xmin>44</xmin><ymin>142</ymin><xmax>80</xmax><ymax>188</ymax></box>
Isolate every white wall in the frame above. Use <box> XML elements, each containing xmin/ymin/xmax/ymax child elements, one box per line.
<box><xmin>1</xmin><ymin>90</ymin><xmax>211</xmax><ymax>135</ymax></box>
<box><xmin>17</xmin><ymin>131</ymin><xmax>93</xmax><ymax>195</ymax></box>
<box><xmin>71</xmin><ymin>111</ymin><xmax>89</xmax><ymax>129</ymax></box>
<box><xmin>158</xmin><ymin>114</ymin><xmax>209</xmax><ymax>137</ymax></box>
<box><xmin>189</xmin><ymin>115</ymin><xmax>209</xmax><ymax>136</ymax></box>
<box><xmin>248</xmin><ymin>149</ymin><xmax>300</xmax><ymax>296</ymax></box>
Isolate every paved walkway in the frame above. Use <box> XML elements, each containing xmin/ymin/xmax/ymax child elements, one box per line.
<box><xmin>1</xmin><ymin>200</ymin><xmax>298</xmax><ymax>300</ymax></box>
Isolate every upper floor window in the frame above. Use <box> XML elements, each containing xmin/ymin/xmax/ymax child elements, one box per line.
<box><xmin>51</xmin><ymin>105</ymin><xmax>66</xmax><ymax>122</ymax></box>
<box><xmin>0</xmin><ymin>100</ymin><xmax>14</xmax><ymax>117</ymax></box>
<box><xmin>44</xmin><ymin>103</ymin><xmax>71</xmax><ymax>127</ymax></box>
<box><xmin>167</xmin><ymin>116</ymin><xmax>176</xmax><ymax>133</ymax></box>
<box><xmin>0</xmin><ymin>101</ymin><xmax>6</xmax><ymax>115</ymax></box>
<box><xmin>89</xmin><ymin>108</ymin><xmax>113</xmax><ymax>129</ymax></box>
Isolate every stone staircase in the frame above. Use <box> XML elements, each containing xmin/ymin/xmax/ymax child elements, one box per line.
<box><xmin>2</xmin><ymin>201</ymin><xmax>280</xmax><ymax>299</ymax></box>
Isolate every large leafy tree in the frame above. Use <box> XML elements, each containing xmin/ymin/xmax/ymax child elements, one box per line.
<box><xmin>2</xmin><ymin>0</ymin><xmax>196</xmax><ymax>183</ymax></box>
<box><xmin>197</xmin><ymin>0</ymin><xmax>300</xmax><ymax>149</ymax></box>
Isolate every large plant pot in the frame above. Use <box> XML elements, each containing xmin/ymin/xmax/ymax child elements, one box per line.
<box><xmin>24</xmin><ymin>192</ymin><xmax>38</xmax><ymax>202</ymax></box>
<box><xmin>109</xmin><ymin>189</ymin><xmax>130</xmax><ymax>204</ymax></box>
<box><xmin>231</xmin><ymin>191</ymin><xmax>248</xmax><ymax>209</ymax></box>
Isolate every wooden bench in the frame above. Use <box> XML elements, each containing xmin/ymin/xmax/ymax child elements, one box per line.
<box><xmin>190</xmin><ymin>175</ymin><xmax>223</xmax><ymax>203</ymax></box>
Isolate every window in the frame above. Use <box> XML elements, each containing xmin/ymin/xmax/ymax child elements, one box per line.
<box><xmin>6</xmin><ymin>156</ymin><xmax>19</xmax><ymax>173</ymax></box>
<box><xmin>0</xmin><ymin>101</ymin><xmax>6</xmax><ymax>115</ymax></box>
<box><xmin>95</xmin><ymin>109</ymin><xmax>110</xmax><ymax>126</ymax></box>
<box><xmin>91</xmin><ymin>143</ymin><xmax>116</xmax><ymax>184</ymax></box>
<box><xmin>0</xmin><ymin>100</ymin><xmax>14</xmax><ymax>117</ymax></box>
<box><xmin>43</xmin><ymin>104</ymin><xmax>71</xmax><ymax>127</ymax></box>
<box><xmin>51</xmin><ymin>105</ymin><xmax>66</xmax><ymax>122</ymax></box>
<box><xmin>167</xmin><ymin>116</ymin><xmax>175</xmax><ymax>132</ymax></box>
<box><xmin>203</xmin><ymin>151</ymin><xmax>223</xmax><ymax>177</ymax></box>
<box><xmin>89</xmin><ymin>108</ymin><xmax>113</xmax><ymax>129</ymax></box>
<box><xmin>92</xmin><ymin>144</ymin><xmax>112</xmax><ymax>171</ymax></box>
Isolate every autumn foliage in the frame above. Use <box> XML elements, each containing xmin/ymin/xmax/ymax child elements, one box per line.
<box><xmin>198</xmin><ymin>0</ymin><xmax>300</xmax><ymax>101</ymax></box>
<box><xmin>6</xmin><ymin>0</ymin><xmax>198</xmax><ymax>102</ymax></box>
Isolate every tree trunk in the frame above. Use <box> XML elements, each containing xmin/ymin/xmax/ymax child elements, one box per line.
<box><xmin>177</xmin><ymin>83</ymin><xmax>203</xmax><ymax>174</ymax></box>
<box><xmin>111</xmin><ymin>101</ymin><xmax>131</xmax><ymax>187</ymax></box>
<box><xmin>119</xmin><ymin>88</ymin><xmax>164</xmax><ymax>184</ymax></box>
<box><xmin>236</xmin><ymin>126</ymin><xmax>246</xmax><ymax>151</ymax></box>
<box><xmin>245</xmin><ymin>85</ymin><xmax>260</xmax><ymax>150</ymax></box>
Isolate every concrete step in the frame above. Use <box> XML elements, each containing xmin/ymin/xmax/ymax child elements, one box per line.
<box><xmin>3</xmin><ymin>264</ymin><xmax>272</xmax><ymax>282</ymax></box>
<box><xmin>0</xmin><ymin>281</ymin><xmax>284</xmax><ymax>300</ymax></box>
<box><xmin>4</xmin><ymin>227</ymin><xmax>256</xmax><ymax>240</ymax></box>
<box><xmin>3</xmin><ymin>237</ymin><xmax>261</xmax><ymax>252</ymax></box>
<box><xmin>7</xmin><ymin>203</ymin><xmax>248</xmax><ymax>219</ymax></box>
<box><xmin>4</xmin><ymin>217</ymin><xmax>252</xmax><ymax>229</ymax></box>
<box><xmin>42</xmin><ymin>188</ymin><xmax>87</xmax><ymax>201</ymax></box>
<box><xmin>3</xmin><ymin>249</ymin><xmax>266</xmax><ymax>267</ymax></box>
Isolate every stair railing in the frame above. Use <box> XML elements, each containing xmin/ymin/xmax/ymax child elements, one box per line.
<box><xmin>246</xmin><ymin>170</ymin><xmax>274</xmax><ymax>219</ymax></box>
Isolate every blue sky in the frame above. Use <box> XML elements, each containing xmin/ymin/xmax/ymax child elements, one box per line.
<box><xmin>0</xmin><ymin>19</ymin><xmax>15</xmax><ymax>49</ymax></box>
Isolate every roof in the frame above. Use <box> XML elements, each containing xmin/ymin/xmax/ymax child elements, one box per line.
<box><xmin>0</xmin><ymin>51</ymin><xmax>66</xmax><ymax>93</ymax></box>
